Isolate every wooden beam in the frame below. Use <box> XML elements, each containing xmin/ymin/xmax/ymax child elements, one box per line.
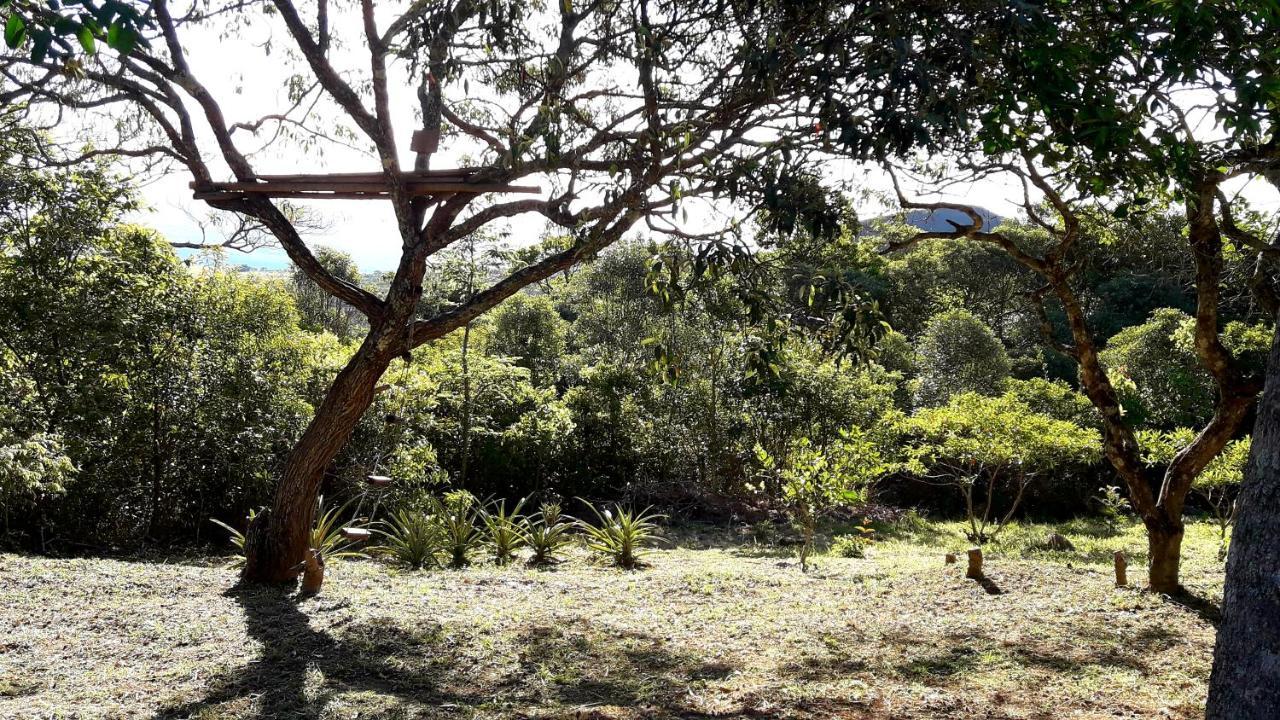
<box><xmin>193</xmin><ymin>181</ymin><xmax>539</xmax><ymax>197</ymax></box>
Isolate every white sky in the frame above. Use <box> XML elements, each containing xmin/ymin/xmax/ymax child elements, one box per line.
<box><xmin>116</xmin><ymin>7</ymin><xmax>1277</xmax><ymax>273</ymax></box>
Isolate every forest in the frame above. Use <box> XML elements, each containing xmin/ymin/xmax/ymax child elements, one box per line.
<box><xmin>0</xmin><ymin>1</ymin><xmax>1278</xmax><ymax>718</ymax></box>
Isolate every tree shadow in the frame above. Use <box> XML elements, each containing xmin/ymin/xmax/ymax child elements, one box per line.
<box><xmin>1162</xmin><ymin>587</ymin><xmax>1222</xmax><ymax>626</ymax></box>
<box><xmin>153</xmin><ymin>584</ymin><xmax>760</xmax><ymax>719</ymax></box>
<box><xmin>154</xmin><ymin>583</ymin><xmax>476</xmax><ymax>719</ymax></box>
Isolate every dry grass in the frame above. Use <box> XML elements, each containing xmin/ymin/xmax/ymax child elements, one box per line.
<box><xmin>0</xmin><ymin>518</ymin><xmax>1226</xmax><ymax>719</ymax></box>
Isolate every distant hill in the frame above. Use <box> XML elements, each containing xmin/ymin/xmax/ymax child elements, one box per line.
<box><xmin>865</xmin><ymin>206</ymin><xmax>1002</xmax><ymax>233</ymax></box>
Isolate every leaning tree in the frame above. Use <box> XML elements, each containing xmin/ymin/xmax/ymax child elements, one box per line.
<box><xmin>0</xmin><ymin>0</ymin><xmax>899</xmax><ymax>582</ymax></box>
<box><xmin>806</xmin><ymin>0</ymin><xmax>1279</xmax><ymax>595</ymax></box>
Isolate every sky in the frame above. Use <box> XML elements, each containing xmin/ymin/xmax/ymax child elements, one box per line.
<box><xmin>111</xmin><ymin>5</ymin><xmax>1278</xmax><ymax>274</ymax></box>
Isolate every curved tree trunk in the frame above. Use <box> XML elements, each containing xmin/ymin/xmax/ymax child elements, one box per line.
<box><xmin>241</xmin><ymin>338</ymin><xmax>396</xmax><ymax>583</ymax></box>
<box><xmin>1206</xmin><ymin>323</ymin><xmax>1280</xmax><ymax>718</ymax></box>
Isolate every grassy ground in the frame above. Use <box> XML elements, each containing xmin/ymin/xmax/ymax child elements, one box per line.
<box><xmin>0</xmin><ymin>517</ymin><xmax>1227</xmax><ymax>719</ymax></box>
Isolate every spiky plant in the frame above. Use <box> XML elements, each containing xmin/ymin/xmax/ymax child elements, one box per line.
<box><xmin>209</xmin><ymin>508</ymin><xmax>257</xmax><ymax>567</ymax></box>
<box><xmin>310</xmin><ymin>496</ymin><xmax>367</xmax><ymax>561</ymax></box>
<box><xmin>526</xmin><ymin>502</ymin><xmax>575</xmax><ymax>567</ymax></box>
<box><xmin>481</xmin><ymin>497</ymin><xmax>529</xmax><ymax>565</ymax></box>
<box><xmin>376</xmin><ymin>508</ymin><xmax>439</xmax><ymax>569</ymax></box>
<box><xmin>430</xmin><ymin>491</ymin><xmax>483</xmax><ymax>568</ymax></box>
<box><xmin>577</xmin><ymin>501</ymin><xmax>664</xmax><ymax>569</ymax></box>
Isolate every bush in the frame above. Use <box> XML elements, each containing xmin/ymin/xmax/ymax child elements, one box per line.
<box><xmin>904</xmin><ymin>392</ymin><xmax>1101</xmax><ymax>543</ymax></box>
<box><xmin>913</xmin><ymin>309</ymin><xmax>1011</xmax><ymax>408</ymax></box>
<box><xmin>430</xmin><ymin>491</ymin><xmax>483</xmax><ymax>568</ymax></box>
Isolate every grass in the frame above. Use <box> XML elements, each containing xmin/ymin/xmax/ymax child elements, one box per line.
<box><xmin>0</xmin><ymin>517</ymin><xmax>1226</xmax><ymax>719</ymax></box>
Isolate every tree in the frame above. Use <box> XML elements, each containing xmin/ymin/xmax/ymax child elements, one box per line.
<box><xmin>290</xmin><ymin>248</ymin><xmax>367</xmax><ymax>343</ymax></box>
<box><xmin>912</xmin><ymin>308</ymin><xmax>1010</xmax><ymax>408</ymax></box>
<box><xmin>490</xmin><ymin>294</ymin><xmax>567</xmax><ymax>387</ymax></box>
<box><xmin>1139</xmin><ymin>428</ymin><xmax>1250</xmax><ymax>559</ymax></box>
<box><xmin>1</xmin><ymin>0</ymin><xmax>879</xmax><ymax>582</ymax></box>
<box><xmin>905</xmin><ymin>391</ymin><xmax>1100</xmax><ymax>543</ymax></box>
<box><xmin>751</xmin><ymin>430</ymin><xmax>890</xmax><ymax>571</ymax></box>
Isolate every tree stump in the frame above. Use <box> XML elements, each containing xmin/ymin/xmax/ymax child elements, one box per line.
<box><xmin>1114</xmin><ymin>551</ymin><xmax>1128</xmax><ymax>587</ymax></box>
<box><xmin>945</xmin><ymin>552</ymin><xmax>957</xmax><ymax>565</ymax></box>
<box><xmin>966</xmin><ymin>547</ymin><xmax>984</xmax><ymax>579</ymax></box>
<box><xmin>301</xmin><ymin>548</ymin><xmax>325</xmax><ymax>594</ymax></box>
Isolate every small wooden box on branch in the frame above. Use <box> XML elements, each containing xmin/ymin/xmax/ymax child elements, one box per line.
<box><xmin>190</xmin><ymin>167</ymin><xmax>539</xmax><ymax>201</ymax></box>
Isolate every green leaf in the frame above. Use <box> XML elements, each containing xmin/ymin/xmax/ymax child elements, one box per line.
<box><xmin>106</xmin><ymin>22</ymin><xmax>136</xmax><ymax>54</ymax></box>
<box><xmin>4</xmin><ymin>13</ymin><xmax>25</xmax><ymax>49</ymax></box>
<box><xmin>76</xmin><ymin>25</ymin><xmax>95</xmax><ymax>54</ymax></box>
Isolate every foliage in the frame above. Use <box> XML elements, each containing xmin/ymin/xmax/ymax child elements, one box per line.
<box><xmin>376</xmin><ymin>509</ymin><xmax>439</xmax><ymax>570</ymax></box>
<box><xmin>490</xmin><ymin>294</ymin><xmax>568</xmax><ymax>387</ymax></box>
<box><xmin>309</xmin><ymin>497</ymin><xmax>367</xmax><ymax>562</ymax></box>
<box><xmin>830</xmin><ymin>522</ymin><xmax>876</xmax><ymax>559</ymax></box>
<box><xmin>430</xmin><ymin>491</ymin><xmax>483</xmax><ymax>569</ymax></box>
<box><xmin>1102</xmin><ymin>310</ymin><xmax>1214</xmax><ymax>428</ymax></box>
<box><xmin>0</xmin><ymin>431</ymin><xmax>74</xmax><ymax>519</ymax></box>
<box><xmin>288</xmin><ymin>247</ymin><xmax>367</xmax><ymax>343</ymax></box>
<box><xmin>751</xmin><ymin>431</ymin><xmax>891</xmax><ymax>570</ymax></box>
<box><xmin>0</xmin><ymin>163</ymin><xmax>329</xmax><ymax>547</ymax></box>
<box><xmin>480</xmin><ymin>497</ymin><xmax>529</xmax><ymax>566</ymax></box>
<box><xmin>1093</xmin><ymin>486</ymin><xmax>1132</xmax><ymax>533</ymax></box>
<box><xmin>905</xmin><ymin>392</ymin><xmax>1101</xmax><ymax>543</ymax></box>
<box><xmin>577</xmin><ymin>501</ymin><xmax>664</xmax><ymax>570</ymax></box>
<box><xmin>525</xmin><ymin>502</ymin><xmax>576</xmax><ymax>567</ymax></box>
<box><xmin>913</xmin><ymin>309</ymin><xmax>1011</xmax><ymax>408</ymax></box>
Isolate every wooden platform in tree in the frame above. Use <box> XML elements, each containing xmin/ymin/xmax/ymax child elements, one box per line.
<box><xmin>190</xmin><ymin>169</ymin><xmax>539</xmax><ymax>201</ymax></box>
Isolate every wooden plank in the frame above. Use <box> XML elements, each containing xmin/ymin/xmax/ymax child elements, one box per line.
<box><xmin>254</xmin><ymin>168</ymin><xmax>485</xmax><ymax>181</ymax></box>
<box><xmin>188</xmin><ymin>168</ymin><xmax>491</xmax><ymax>189</ymax></box>
<box><xmin>196</xmin><ymin>181</ymin><xmax>540</xmax><ymax>196</ymax></box>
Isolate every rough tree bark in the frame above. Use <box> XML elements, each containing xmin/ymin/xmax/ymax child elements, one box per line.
<box><xmin>1206</xmin><ymin>321</ymin><xmax>1280</xmax><ymax>718</ymax></box>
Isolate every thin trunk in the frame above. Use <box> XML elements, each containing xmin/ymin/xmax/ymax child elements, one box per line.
<box><xmin>459</xmin><ymin>321</ymin><xmax>472</xmax><ymax>487</ymax></box>
<box><xmin>1207</xmin><ymin>322</ymin><xmax>1280</xmax><ymax>718</ymax></box>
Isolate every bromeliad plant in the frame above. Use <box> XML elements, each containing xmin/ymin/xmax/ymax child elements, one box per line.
<box><xmin>376</xmin><ymin>508</ymin><xmax>439</xmax><ymax>570</ymax></box>
<box><xmin>526</xmin><ymin>501</ymin><xmax>575</xmax><ymax>567</ymax></box>
<box><xmin>209</xmin><ymin>508</ymin><xmax>258</xmax><ymax>567</ymax></box>
<box><xmin>431</xmin><ymin>490</ymin><xmax>483</xmax><ymax>569</ymax></box>
<box><xmin>481</xmin><ymin>497</ymin><xmax>529</xmax><ymax>565</ymax></box>
<box><xmin>577</xmin><ymin>500</ymin><xmax>664</xmax><ymax>569</ymax></box>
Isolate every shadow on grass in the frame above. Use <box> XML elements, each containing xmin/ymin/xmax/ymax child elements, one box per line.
<box><xmin>155</xmin><ymin>583</ymin><xmax>826</xmax><ymax>719</ymax></box>
<box><xmin>1163</xmin><ymin>587</ymin><xmax>1222</xmax><ymax>626</ymax></box>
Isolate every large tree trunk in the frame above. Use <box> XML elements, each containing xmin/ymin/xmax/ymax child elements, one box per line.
<box><xmin>241</xmin><ymin>339</ymin><xmax>395</xmax><ymax>583</ymax></box>
<box><xmin>1206</xmin><ymin>322</ymin><xmax>1280</xmax><ymax>718</ymax></box>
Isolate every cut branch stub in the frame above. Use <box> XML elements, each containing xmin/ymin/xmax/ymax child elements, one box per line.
<box><xmin>966</xmin><ymin>547</ymin><xmax>984</xmax><ymax>579</ymax></box>
<box><xmin>365</xmin><ymin>475</ymin><xmax>392</xmax><ymax>488</ymax></box>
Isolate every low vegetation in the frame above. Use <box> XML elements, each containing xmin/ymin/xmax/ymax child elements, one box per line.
<box><xmin>0</xmin><ymin>517</ymin><xmax>1226</xmax><ymax>719</ymax></box>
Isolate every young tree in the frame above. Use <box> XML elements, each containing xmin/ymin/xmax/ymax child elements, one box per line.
<box><xmin>905</xmin><ymin>391</ymin><xmax>1100</xmax><ymax>543</ymax></box>
<box><xmin>0</xmin><ymin>0</ymin><xmax>877</xmax><ymax>582</ymax></box>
